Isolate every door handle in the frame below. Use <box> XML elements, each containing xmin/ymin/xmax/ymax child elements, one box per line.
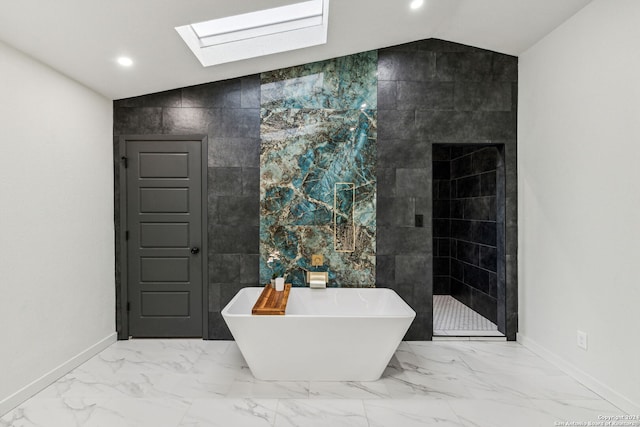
<box><xmin>190</xmin><ymin>247</ymin><xmax>200</xmax><ymax>255</ymax></box>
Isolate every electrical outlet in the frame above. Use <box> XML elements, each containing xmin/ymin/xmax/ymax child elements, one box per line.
<box><xmin>577</xmin><ymin>330</ymin><xmax>588</xmax><ymax>350</ymax></box>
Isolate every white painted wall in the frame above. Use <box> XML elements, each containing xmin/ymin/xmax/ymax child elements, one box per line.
<box><xmin>0</xmin><ymin>41</ymin><xmax>115</xmax><ymax>413</ymax></box>
<box><xmin>518</xmin><ymin>0</ymin><xmax>640</xmax><ymax>412</ymax></box>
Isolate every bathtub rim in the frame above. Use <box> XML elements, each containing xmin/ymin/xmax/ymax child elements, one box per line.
<box><xmin>221</xmin><ymin>286</ymin><xmax>417</xmax><ymax>319</ymax></box>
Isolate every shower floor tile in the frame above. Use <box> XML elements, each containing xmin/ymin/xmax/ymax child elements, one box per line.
<box><xmin>433</xmin><ymin>295</ymin><xmax>504</xmax><ymax>337</ymax></box>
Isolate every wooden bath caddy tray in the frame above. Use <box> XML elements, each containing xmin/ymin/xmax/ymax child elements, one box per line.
<box><xmin>251</xmin><ymin>283</ymin><xmax>292</xmax><ymax>315</ymax></box>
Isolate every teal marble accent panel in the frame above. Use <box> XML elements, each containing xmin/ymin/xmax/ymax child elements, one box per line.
<box><xmin>261</xmin><ymin>51</ymin><xmax>377</xmax><ymax>110</ymax></box>
<box><xmin>261</xmin><ymin>108</ymin><xmax>376</xmax><ymax>228</ymax></box>
<box><xmin>260</xmin><ymin>52</ymin><xmax>377</xmax><ymax>287</ymax></box>
<box><xmin>260</xmin><ymin>225</ymin><xmax>375</xmax><ymax>287</ymax></box>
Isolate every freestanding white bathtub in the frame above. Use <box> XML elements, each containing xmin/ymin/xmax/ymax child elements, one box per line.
<box><xmin>221</xmin><ymin>287</ymin><xmax>416</xmax><ymax>381</ymax></box>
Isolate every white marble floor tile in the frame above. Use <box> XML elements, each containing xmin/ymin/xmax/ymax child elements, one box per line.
<box><xmin>46</xmin><ymin>370</ymin><xmax>233</xmax><ymax>401</ymax></box>
<box><xmin>381</xmin><ymin>370</ymin><xmax>478</xmax><ymax>399</ymax></box>
<box><xmin>190</xmin><ymin>350</ymin><xmax>246</xmax><ymax>381</ymax></box>
<box><xmin>91</xmin><ymin>398</ymin><xmax>191</xmax><ymax>427</ymax></box>
<box><xmin>179</xmin><ymin>399</ymin><xmax>278</xmax><ymax>427</ymax></box>
<box><xmin>364</xmin><ymin>399</ymin><xmax>465</xmax><ymax>427</ymax></box>
<box><xmin>455</xmin><ymin>342</ymin><xmax>566</xmax><ymax>377</ymax></box>
<box><xmin>309</xmin><ymin>381</ymin><xmax>390</xmax><ymax>399</ymax></box>
<box><xmin>448</xmin><ymin>398</ymin><xmax>560</xmax><ymax>427</ymax></box>
<box><xmin>3</xmin><ymin>340</ymin><xmax>629</xmax><ymax>427</ymax></box>
<box><xmin>462</xmin><ymin>355</ymin><xmax>563</xmax><ymax>376</ymax></box>
<box><xmin>140</xmin><ymin>373</ymin><xmax>232</xmax><ymax>399</ymax></box>
<box><xmin>102</xmin><ymin>340</ymin><xmax>208</xmax><ymax>374</ymax></box>
<box><xmin>395</xmin><ymin>341</ymin><xmax>413</xmax><ymax>352</ymax></box>
<box><xmin>1</xmin><ymin>398</ymin><xmax>107</xmax><ymax>427</ymax></box>
<box><xmin>195</xmin><ymin>340</ymin><xmax>233</xmax><ymax>358</ymax></box>
<box><xmin>398</xmin><ymin>343</ymin><xmax>476</xmax><ymax>377</ymax></box>
<box><xmin>470</xmin><ymin>372</ymin><xmax>602</xmax><ymax>401</ymax></box>
<box><xmin>407</xmin><ymin>341</ymin><xmax>472</xmax><ymax>360</ymax></box>
<box><xmin>274</xmin><ymin>399</ymin><xmax>368</xmax><ymax>427</ymax></box>
<box><xmin>188</xmin><ymin>361</ymin><xmax>245</xmax><ymax>386</ymax></box>
<box><xmin>530</xmin><ymin>399</ymin><xmax>626</xmax><ymax>424</ymax></box>
<box><xmin>409</xmin><ymin>342</ymin><xmax>474</xmax><ymax>363</ymax></box>
<box><xmin>38</xmin><ymin>371</ymin><xmax>164</xmax><ymax>399</ymax></box>
<box><xmin>197</xmin><ymin>342</ymin><xmax>245</xmax><ymax>367</ymax></box>
<box><xmin>1</xmin><ymin>398</ymin><xmax>190</xmax><ymax>427</ymax></box>
<box><xmin>227</xmin><ymin>380</ymin><xmax>310</xmax><ymax>399</ymax></box>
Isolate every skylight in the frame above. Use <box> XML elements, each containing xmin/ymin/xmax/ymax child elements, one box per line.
<box><xmin>176</xmin><ymin>0</ymin><xmax>330</xmax><ymax>67</ymax></box>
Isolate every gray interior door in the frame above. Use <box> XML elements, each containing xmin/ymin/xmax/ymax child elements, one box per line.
<box><xmin>125</xmin><ymin>139</ymin><xmax>203</xmax><ymax>337</ymax></box>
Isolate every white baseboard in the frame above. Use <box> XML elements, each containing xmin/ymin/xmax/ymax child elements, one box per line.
<box><xmin>0</xmin><ymin>332</ymin><xmax>117</xmax><ymax>416</ymax></box>
<box><xmin>518</xmin><ymin>333</ymin><xmax>640</xmax><ymax>414</ymax></box>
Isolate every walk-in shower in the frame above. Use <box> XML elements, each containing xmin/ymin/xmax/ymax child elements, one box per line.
<box><xmin>432</xmin><ymin>144</ymin><xmax>506</xmax><ymax>337</ymax></box>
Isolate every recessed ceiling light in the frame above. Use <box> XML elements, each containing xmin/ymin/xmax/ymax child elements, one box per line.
<box><xmin>410</xmin><ymin>0</ymin><xmax>424</xmax><ymax>10</ymax></box>
<box><xmin>117</xmin><ymin>57</ymin><xmax>133</xmax><ymax>67</ymax></box>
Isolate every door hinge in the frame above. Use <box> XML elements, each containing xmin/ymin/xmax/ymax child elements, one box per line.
<box><xmin>125</xmin><ymin>230</ymin><xmax>129</xmax><ymax>240</ymax></box>
<box><xmin>127</xmin><ymin>302</ymin><xmax>131</xmax><ymax>312</ymax></box>
<box><xmin>121</xmin><ymin>156</ymin><xmax>128</xmax><ymax>168</ymax></box>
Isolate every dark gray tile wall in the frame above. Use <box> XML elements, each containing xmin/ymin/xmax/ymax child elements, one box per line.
<box><xmin>447</xmin><ymin>146</ymin><xmax>500</xmax><ymax>323</ymax></box>
<box><xmin>432</xmin><ymin>145</ymin><xmax>451</xmax><ymax>295</ymax></box>
<box><xmin>114</xmin><ymin>38</ymin><xmax>518</xmax><ymax>341</ymax></box>
<box><xmin>377</xmin><ymin>39</ymin><xmax>518</xmax><ymax>340</ymax></box>
<box><xmin>113</xmin><ymin>77</ymin><xmax>261</xmax><ymax>339</ymax></box>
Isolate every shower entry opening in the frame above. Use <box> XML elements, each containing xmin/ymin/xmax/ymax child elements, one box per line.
<box><xmin>432</xmin><ymin>143</ymin><xmax>507</xmax><ymax>338</ymax></box>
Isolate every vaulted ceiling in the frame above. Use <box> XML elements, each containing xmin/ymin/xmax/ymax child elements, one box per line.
<box><xmin>0</xmin><ymin>0</ymin><xmax>592</xmax><ymax>100</ymax></box>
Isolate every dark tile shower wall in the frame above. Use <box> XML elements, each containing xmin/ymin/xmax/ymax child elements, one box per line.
<box><xmin>113</xmin><ymin>77</ymin><xmax>261</xmax><ymax>339</ymax></box>
<box><xmin>449</xmin><ymin>146</ymin><xmax>500</xmax><ymax>323</ymax></box>
<box><xmin>377</xmin><ymin>39</ymin><xmax>517</xmax><ymax>340</ymax></box>
<box><xmin>114</xmin><ymin>38</ymin><xmax>518</xmax><ymax>341</ymax></box>
<box><xmin>433</xmin><ymin>145</ymin><xmax>451</xmax><ymax>295</ymax></box>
